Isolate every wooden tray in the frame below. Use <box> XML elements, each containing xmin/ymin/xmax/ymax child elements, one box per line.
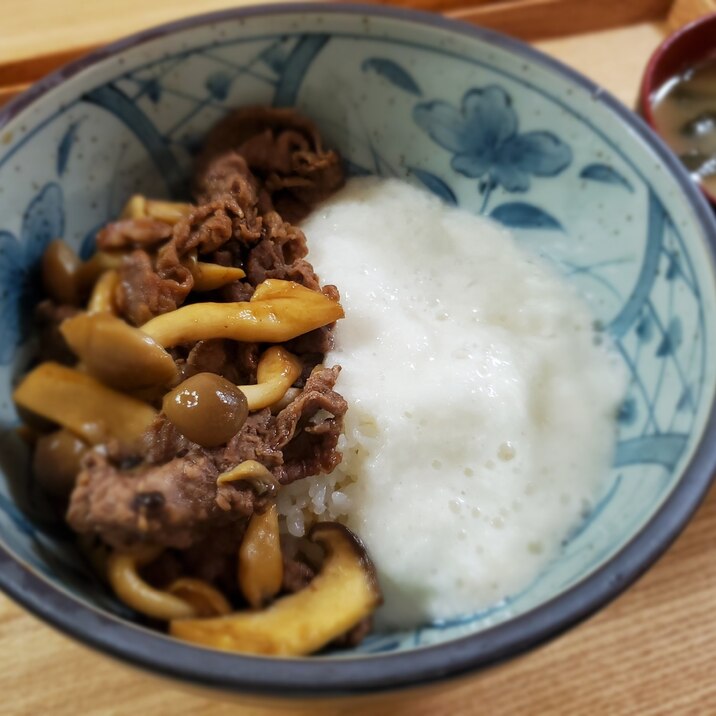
<box><xmin>1</xmin><ymin>1</ymin><xmax>715</xmax><ymax>714</ymax></box>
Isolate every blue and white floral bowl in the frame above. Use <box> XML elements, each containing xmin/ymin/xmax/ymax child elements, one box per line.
<box><xmin>1</xmin><ymin>3</ymin><xmax>716</xmax><ymax>699</ymax></box>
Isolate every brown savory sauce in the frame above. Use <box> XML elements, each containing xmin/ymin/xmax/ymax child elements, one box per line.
<box><xmin>651</xmin><ymin>56</ymin><xmax>716</xmax><ymax>196</ymax></box>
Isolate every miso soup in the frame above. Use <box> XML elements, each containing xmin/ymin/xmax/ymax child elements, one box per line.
<box><xmin>651</xmin><ymin>56</ymin><xmax>716</xmax><ymax>196</ymax></box>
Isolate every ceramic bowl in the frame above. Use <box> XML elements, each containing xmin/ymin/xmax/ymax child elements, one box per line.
<box><xmin>1</xmin><ymin>3</ymin><xmax>716</xmax><ymax>699</ymax></box>
<box><xmin>639</xmin><ymin>12</ymin><xmax>716</xmax><ymax>206</ymax></box>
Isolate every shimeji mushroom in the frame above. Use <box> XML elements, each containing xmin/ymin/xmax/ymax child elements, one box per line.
<box><xmin>170</xmin><ymin>523</ymin><xmax>382</xmax><ymax>656</ymax></box>
<box><xmin>86</xmin><ymin>269</ymin><xmax>120</xmax><ymax>314</ymax></box>
<box><xmin>238</xmin><ymin>504</ymin><xmax>284</xmax><ymax>609</ymax></box>
<box><xmin>162</xmin><ymin>373</ymin><xmax>249</xmax><ymax>448</ymax></box>
<box><xmin>42</xmin><ymin>239</ymin><xmax>83</xmax><ymax>306</ymax></box>
<box><xmin>75</xmin><ymin>250</ymin><xmax>125</xmax><ymax>293</ymax></box>
<box><xmin>141</xmin><ymin>279</ymin><xmax>344</xmax><ymax>347</ymax></box>
<box><xmin>60</xmin><ymin>312</ymin><xmax>179</xmax><ymax>391</ymax></box>
<box><xmin>121</xmin><ymin>194</ymin><xmax>194</xmax><ymax>224</ymax></box>
<box><xmin>216</xmin><ymin>460</ymin><xmax>281</xmax><ymax>497</ymax></box>
<box><xmin>190</xmin><ymin>261</ymin><xmax>247</xmax><ymax>292</ymax></box>
<box><xmin>107</xmin><ymin>549</ymin><xmax>230</xmax><ymax>621</ymax></box>
<box><xmin>12</xmin><ymin>362</ymin><xmax>157</xmax><ymax>449</ymax></box>
<box><xmin>238</xmin><ymin>346</ymin><xmax>302</xmax><ymax>411</ymax></box>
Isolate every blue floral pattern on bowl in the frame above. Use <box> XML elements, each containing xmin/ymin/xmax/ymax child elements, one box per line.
<box><xmin>0</xmin><ymin>7</ymin><xmax>714</xmax><ymax>665</ymax></box>
<box><xmin>0</xmin><ymin>184</ymin><xmax>64</xmax><ymax>363</ymax></box>
<box><xmin>415</xmin><ymin>85</ymin><xmax>572</xmax><ymax>190</ymax></box>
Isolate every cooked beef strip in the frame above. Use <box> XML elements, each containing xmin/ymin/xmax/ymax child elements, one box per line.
<box><xmin>272</xmin><ymin>366</ymin><xmax>347</xmax><ymax>484</ymax></box>
<box><xmin>192</xmin><ymin>151</ymin><xmax>263</xmax><ymax>210</ymax></box>
<box><xmin>282</xmin><ymin>556</ymin><xmax>316</xmax><ymax>594</ymax></box>
<box><xmin>194</xmin><ymin>107</ymin><xmax>345</xmax><ymax>223</ymax></box>
<box><xmin>116</xmin><ymin>249</ymin><xmax>193</xmax><ymax>326</ymax></box>
<box><xmin>245</xmin><ymin>211</ymin><xmax>319</xmax><ymax>289</ymax></box>
<box><xmin>96</xmin><ymin>218</ymin><xmax>173</xmax><ymax>252</ymax></box>
<box><xmin>67</xmin><ymin>450</ymin><xmax>256</xmax><ymax>550</ymax></box>
<box><xmin>178</xmin><ymin>524</ymin><xmax>246</xmax><ymax>592</ymax></box>
<box><xmin>185</xmin><ymin>339</ymin><xmax>259</xmax><ymax>385</ymax></box>
<box><xmin>331</xmin><ymin>618</ymin><xmax>374</xmax><ymax>648</ymax></box>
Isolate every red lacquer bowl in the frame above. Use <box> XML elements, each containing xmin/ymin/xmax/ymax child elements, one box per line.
<box><xmin>639</xmin><ymin>12</ymin><xmax>716</xmax><ymax>207</ymax></box>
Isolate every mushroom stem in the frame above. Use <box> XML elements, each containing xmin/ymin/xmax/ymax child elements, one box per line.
<box><xmin>87</xmin><ymin>270</ymin><xmax>119</xmax><ymax>314</ymax></box>
<box><xmin>191</xmin><ymin>262</ymin><xmax>246</xmax><ymax>291</ymax></box>
<box><xmin>75</xmin><ymin>251</ymin><xmax>125</xmax><ymax>291</ymax></box>
<box><xmin>238</xmin><ymin>346</ymin><xmax>302</xmax><ymax>411</ymax></box>
<box><xmin>166</xmin><ymin>578</ymin><xmax>232</xmax><ymax>617</ymax></box>
<box><xmin>141</xmin><ymin>279</ymin><xmax>343</xmax><ymax>347</ymax></box>
<box><xmin>13</xmin><ymin>362</ymin><xmax>157</xmax><ymax>448</ymax></box>
<box><xmin>107</xmin><ymin>549</ymin><xmax>197</xmax><ymax>620</ymax></box>
<box><xmin>217</xmin><ymin>460</ymin><xmax>280</xmax><ymax>496</ymax></box>
<box><xmin>121</xmin><ymin>194</ymin><xmax>193</xmax><ymax>224</ymax></box>
<box><xmin>238</xmin><ymin>504</ymin><xmax>283</xmax><ymax>609</ymax></box>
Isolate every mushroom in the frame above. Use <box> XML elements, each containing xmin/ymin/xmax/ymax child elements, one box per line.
<box><xmin>269</xmin><ymin>386</ymin><xmax>301</xmax><ymax>414</ymax></box>
<box><xmin>108</xmin><ymin>548</ymin><xmax>196</xmax><ymax>620</ymax></box>
<box><xmin>191</xmin><ymin>262</ymin><xmax>247</xmax><ymax>292</ymax></box>
<box><xmin>108</xmin><ymin>549</ymin><xmax>231</xmax><ymax>620</ymax></box>
<box><xmin>162</xmin><ymin>372</ymin><xmax>249</xmax><ymax>448</ymax></box>
<box><xmin>75</xmin><ymin>250</ymin><xmax>125</xmax><ymax>292</ymax></box>
<box><xmin>238</xmin><ymin>346</ymin><xmax>302</xmax><ymax>412</ymax></box>
<box><xmin>13</xmin><ymin>362</ymin><xmax>157</xmax><ymax>448</ymax></box>
<box><xmin>60</xmin><ymin>312</ymin><xmax>179</xmax><ymax>390</ymax></box>
<box><xmin>170</xmin><ymin>523</ymin><xmax>382</xmax><ymax>656</ymax></box>
<box><xmin>166</xmin><ymin>578</ymin><xmax>232</xmax><ymax>617</ymax></box>
<box><xmin>238</xmin><ymin>504</ymin><xmax>283</xmax><ymax>609</ymax></box>
<box><xmin>42</xmin><ymin>239</ymin><xmax>82</xmax><ymax>306</ymax></box>
<box><xmin>87</xmin><ymin>269</ymin><xmax>119</xmax><ymax>314</ymax></box>
<box><xmin>33</xmin><ymin>429</ymin><xmax>88</xmax><ymax>498</ymax></box>
<box><xmin>216</xmin><ymin>460</ymin><xmax>280</xmax><ymax>496</ymax></box>
<box><xmin>141</xmin><ymin>279</ymin><xmax>344</xmax><ymax>347</ymax></box>
<box><xmin>121</xmin><ymin>194</ymin><xmax>193</xmax><ymax>224</ymax></box>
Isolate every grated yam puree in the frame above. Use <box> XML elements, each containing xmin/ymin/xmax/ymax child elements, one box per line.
<box><xmin>277</xmin><ymin>177</ymin><xmax>625</xmax><ymax>629</ymax></box>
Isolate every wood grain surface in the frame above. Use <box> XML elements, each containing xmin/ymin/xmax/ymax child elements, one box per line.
<box><xmin>2</xmin><ymin>3</ymin><xmax>716</xmax><ymax>715</ymax></box>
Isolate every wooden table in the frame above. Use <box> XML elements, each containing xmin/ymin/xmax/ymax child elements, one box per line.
<box><xmin>1</xmin><ymin>4</ymin><xmax>715</xmax><ymax>715</ymax></box>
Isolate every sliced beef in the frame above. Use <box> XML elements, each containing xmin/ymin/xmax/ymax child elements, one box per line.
<box><xmin>96</xmin><ymin>218</ymin><xmax>173</xmax><ymax>251</ymax></box>
<box><xmin>192</xmin><ymin>151</ymin><xmax>261</xmax><ymax>209</ymax></box>
<box><xmin>142</xmin><ymin>415</ymin><xmax>192</xmax><ymax>466</ymax></box>
<box><xmin>282</xmin><ymin>556</ymin><xmax>315</xmax><ymax>594</ymax></box>
<box><xmin>67</xmin><ymin>450</ymin><xmax>255</xmax><ymax>550</ymax></box>
<box><xmin>285</xmin><ymin>326</ymin><xmax>335</xmax><ymax>358</ymax></box>
<box><xmin>332</xmin><ymin>618</ymin><xmax>374</xmax><ymax>648</ymax></box>
<box><xmin>185</xmin><ymin>339</ymin><xmax>259</xmax><ymax>385</ymax></box>
<box><xmin>116</xmin><ymin>249</ymin><xmax>192</xmax><ymax>326</ymax></box>
<box><xmin>272</xmin><ymin>366</ymin><xmax>347</xmax><ymax>484</ymax></box>
<box><xmin>179</xmin><ymin>525</ymin><xmax>246</xmax><ymax>592</ymax></box>
<box><xmin>195</xmin><ymin>107</ymin><xmax>345</xmax><ymax>222</ymax></box>
<box><xmin>219</xmin><ymin>281</ymin><xmax>255</xmax><ymax>302</ymax></box>
<box><xmin>35</xmin><ymin>299</ymin><xmax>80</xmax><ymax>364</ymax></box>
<box><xmin>245</xmin><ymin>211</ymin><xmax>319</xmax><ymax>289</ymax></box>
<box><xmin>156</xmin><ymin>195</ymin><xmax>261</xmax><ymax>276</ymax></box>
<box><xmin>213</xmin><ymin>409</ymin><xmax>284</xmax><ymax>474</ymax></box>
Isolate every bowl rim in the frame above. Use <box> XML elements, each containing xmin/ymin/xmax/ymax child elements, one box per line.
<box><xmin>638</xmin><ymin>11</ymin><xmax>716</xmax><ymax>206</ymax></box>
<box><xmin>2</xmin><ymin>2</ymin><xmax>716</xmax><ymax>698</ymax></box>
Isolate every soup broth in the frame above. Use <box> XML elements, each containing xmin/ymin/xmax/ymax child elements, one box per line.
<box><xmin>651</xmin><ymin>56</ymin><xmax>716</xmax><ymax>196</ymax></box>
